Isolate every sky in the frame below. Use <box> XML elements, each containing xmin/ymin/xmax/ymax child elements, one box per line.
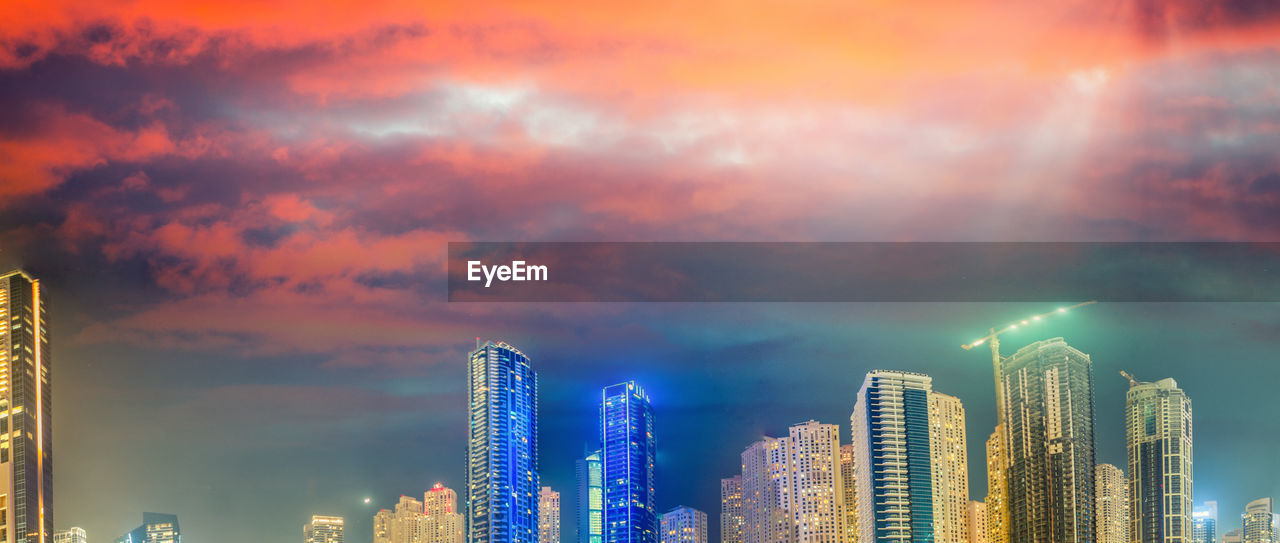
<box><xmin>1</xmin><ymin>0</ymin><xmax>1279</xmax><ymax>541</ymax></box>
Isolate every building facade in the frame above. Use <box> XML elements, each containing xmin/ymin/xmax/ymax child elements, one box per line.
<box><xmin>1191</xmin><ymin>502</ymin><xmax>1216</xmax><ymax>543</ymax></box>
<box><xmin>741</xmin><ymin>437</ymin><xmax>792</xmax><ymax>543</ymax></box>
<box><xmin>721</xmin><ymin>476</ymin><xmax>744</xmax><ymax>543</ymax></box>
<box><xmin>601</xmin><ymin>382</ymin><xmax>656</xmax><ymax>543</ymax></box>
<box><xmin>305</xmin><ymin>516</ymin><xmax>345</xmax><ymax>543</ymax></box>
<box><xmin>1243</xmin><ymin>499</ymin><xmax>1273</xmax><ymax>543</ymax></box>
<box><xmin>838</xmin><ymin>445</ymin><xmax>856</xmax><ymax>543</ymax></box>
<box><xmin>425</xmin><ymin>484</ymin><xmax>464</xmax><ymax>543</ymax></box>
<box><xmin>540</xmin><ymin>488</ymin><xmax>561</xmax><ymax>543</ymax></box>
<box><xmin>984</xmin><ymin>426</ymin><xmax>1008</xmax><ymax>543</ymax></box>
<box><xmin>786</xmin><ymin>421</ymin><xmax>845</xmax><ymax>543</ymax></box>
<box><xmin>374</xmin><ymin>510</ymin><xmax>394</xmax><ymax>543</ymax></box>
<box><xmin>660</xmin><ymin>507</ymin><xmax>708</xmax><ymax>543</ymax></box>
<box><xmin>52</xmin><ymin>529</ymin><xmax>85</xmax><ymax>543</ymax></box>
<box><xmin>577</xmin><ymin>451</ymin><xmax>603</xmax><ymax>543</ymax></box>
<box><xmin>467</xmin><ymin>341</ymin><xmax>539</xmax><ymax>543</ymax></box>
<box><xmin>1095</xmin><ymin>464</ymin><xmax>1128</xmax><ymax>543</ymax></box>
<box><xmin>114</xmin><ymin>513</ymin><xmax>179</xmax><ymax>543</ymax></box>
<box><xmin>851</xmin><ymin>370</ymin><xmax>934</xmax><ymax>543</ymax></box>
<box><xmin>929</xmin><ymin>393</ymin><xmax>969</xmax><ymax>543</ymax></box>
<box><xmin>1125</xmin><ymin>377</ymin><xmax>1192</xmax><ymax>543</ymax></box>
<box><xmin>999</xmin><ymin>338</ymin><xmax>1096</xmax><ymax>543</ymax></box>
<box><xmin>0</xmin><ymin>271</ymin><xmax>53</xmax><ymax>543</ymax></box>
<box><xmin>968</xmin><ymin>502</ymin><xmax>986</xmax><ymax>543</ymax></box>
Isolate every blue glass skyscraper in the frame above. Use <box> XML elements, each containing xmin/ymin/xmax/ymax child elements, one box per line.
<box><xmin>851</xmin><ymin>370</ymin><xmax>934</xmax><ymax>543</ymax></box>
<box><xmin>467</xmin><ymin>341</ymin><xmax>539</xmax><ymax>543</ymax></box>
<box><xmin>600</xmin><ymin>381</ymin><xmax>656</xmax><ymax>543</ymax></box>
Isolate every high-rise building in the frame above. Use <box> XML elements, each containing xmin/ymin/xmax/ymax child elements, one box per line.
<box><xmin>425</xmin><ymin>484</ymin><xmax>464</xmax><ymax>543</ymax></box>
<box><xmin>392</xmin><ymin>495</ymin><xmax>426</xmax><ymax>543</ymax></box>
<box><xmin>577</xmin><ymin>451</ymin><xmax>604</xmax><ymax>543</ymax></box>
<box><xmin>374</xmin><ymin>510</ymin><xmax>394</xmax><ymax>543</ymax></box>
<box><xmin>721</xmin><ymin>476</ymin><xmax>744</xmax><ymax>543</ymax></box>
<box><xmin>1095</xmin><ymin>464</ymin><xmax>1128</xmax><ymax>543</ymax></box>
<box><xmin>1244</xmin><ymin>499</ymin><xmax>1274</xmax><ymax>543</ymax></box>
<box><xmin>929</xmin><ymin>393</ymin><xmax>969</xmax><ymax>543</ymax></box>
<box><xmin>1191</xmin><ymin>502</ymin><xmax>1217</xmax><ymax>543</ymax></box>
<box><xmin>851</xmin><ymin>370</ymin><xmax>933</xmax><ymax>543</ymax></box>
<box><xmin>838</xmin><ymin>445</ymin><xmax>856</xmax><ymax>543</ymax></box>
<box><xmin>1225</xmin><ymin>529</ymin><xmax>1244</xmax><ymax>543</ymax></box>
<box><xmin>601</xmin><ymin>381</ymin><xmax>656</xmax><ymax>543</ymax></box>
<box><xmin>786</xmin><ymin>421</ymin><xmax>845</xmax><ymax>543</ymax></box>
<box><xmin>984</xmin><ymin>426</ymin><xmax>1008</xmax><ymax>543</ymax></box>
<box><xmin>305</xmin><ymin>516</ymin><xmax>345</xmax><ymax>543</ymax></box>
<box><xmin>52</xmin><ymin>529</ymin><xmax>86</xmax><ymax>543</ymax></box>
<box><xmin>968</xmin><ymin>502</ymin><xmax>986</xmax><ymax>543</ymax></box>
<box><xmin>661</xmin><ymin>507</ymin><xmax>708</xmax><ymax>543</ymax></box>
<box><xmin>114</xmin><ymin>513</ymin><xmax>179</xmax><ymax>543</ymax></box>
<box><xmin>0</xmin><ymin>270</ymin><xmax>53</xmax><ymax>543</ymax></box>
<box><xmin>999</xmin><ymin>338</ymin><xmax>1096</xmax><ymax>543</ymax></box>
<box><xmin>1126</xmin><ymin>377</ymin><xmax>1193</xmax><ymax>543</ymax></box>
<box><xmin>741</xmin><ymin>437</ymin><xmax>791</xmax><ymax>543</ymax></box>
<box><xmin>467</xmin><ymin>341</ymin><xmax>539</xmax><ymax>543</ymax></box>
<box><xmin>540</xmin><ymin>488</ymin><xmax>561</xmax><ymax>543</ymax></box>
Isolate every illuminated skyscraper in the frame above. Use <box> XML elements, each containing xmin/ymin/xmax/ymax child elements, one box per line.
<box><xmin>305</xmin><ymin>516</ymin><xmax>345</xmax><ymax>543</ymax></box>
<box><xmin>114</xmin><ymin>513</ymin><xmax>179</xmax><ymax>543</ymax></box>
<box><xmin>838</xmin><ymin>446</ymin><xmax>856</xmax><ymax>543</ymax></box>
<box><xmin>785</xmin><ymin>421</ymin><xmax>845</xmax><ymax>543</ymax></box>
<box><xmin>601</xmin><ymin>382</ymin><xmax>656</xmax><ymax>543</ymax></box>
<box><xmin>52</xmin><ymin>529</ymin><xmax>85</xmax><ymax>543</ymax></box>
<box><xmin>1191</xmin><ymin>502</ymin><xmax>1217</xmax><ymax>543</ymax></box>
<box><xmin>967</xmin><ymin>502</ymin><xmax>986</xmax><ymax>543</ymax></box>
<box><xmin>577</xmin><ymin>451</ymin><xmax>603</xmax><ymax>543</ymax></box>
<box><xmin>1126</xmin><ymin>377</ymin><xmax>1192</xmax><ymax>543</ymax></box>
<box><xmin>741</xmin><ymin>436</ymin><xmax>792</xmax><ymax>543</ymax></box>
<box><xmin>851</xmin><ymin>370</ymin><xmax>933</xmax><ymax>543</ymax></box>
<box><xmin>928</xmin><ymin>393</ymin><xmax>969</xmax><ymax>543</ymax></box>
<box><xmin>393</xmin><ymin>495</ymin><xmax>426</xmax><ymax>543</ymax></box>
<box><xmin>425</xmin><ymin>484</ymin><xmax>464</xmax><ymax>543</ymax></box>
<box><xmin>721</xmin><ymin>476</ymin><xmax>744</xmax><ymax>543</ymax></box>
<box><xmin>375</xmin><ymin>510</ymin><xmax>394</xmax><ymax>543</ymax></box>
<box><xmin>540</xmin><ymin>488</ymin><xmax>561</xmax><ymax>543</ymax></box>
<box><xmin>1095</xmin><ymin>464</ymin><xmax>1128</xmax><ymax>543</ymax></box>
<box><xmin>661</xmin><ymin>507</ymin><xmax>708</xmax><ymax>543</ymax></box>
<box><xmin>467</xmin><ymin>341</ymin><xmax>539</xmax><ymax>543</ymax></box>
<box><xmin>1244</xmin><ymin>499</ymin><xmax>1273</xmax><ymax>543</ymax></box>
<box><xmin>0</xmin><ymin>270</ymin><xmax>52</xmax><ymax>543</ymax></box>
<box><xmin>984</xmin><ymin>427</ymin><xmax>1007</xmax><ymax>543</ymax></box>
<box><xmin>999</xmin><ymin>338</ymin><xmax>1096</xmax><ymax>543</ymax></box>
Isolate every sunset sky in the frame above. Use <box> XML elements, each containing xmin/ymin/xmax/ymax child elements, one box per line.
<box><xmin>2</xmin><ymin>1</ymin><xmax>1279</xmax><ymax>542</ymax></box>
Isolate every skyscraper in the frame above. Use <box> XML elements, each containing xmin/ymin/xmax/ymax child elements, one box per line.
<box><xmin>851</xmin><ymin>370</ymin><xmax>933</xmax><ymax>543</ymax></box>
<box><xmin>1225</xmin><ymin>529</ymin><xmax>1244</xmax><ymax>543</ymax></box>
<box><xmin>0</xmin><ymin>270</ymin><xmax>53</xmax><ymax>543</ymax></box>
<box><xmin>1191</xmin><ymin>502</ymin><xmax>1217</xmax><ymax>543</ymax></box>
<box><xmin>1125</xmin><ymin>377</ymin><xmax>1193</xmax><ymax>543</ymax></box>
<box><xmin>785</xmin><ymin>421</ymin><xmax>845</xmax><ymax>543</ymax></box>
<box><xmin>984</xmin><ymin>427</ymin><xmax>1008</xmax><ymax>543</ymax></box>
<box><xmin>1244</xmin><ymin>499</ymin><xmax>1273</xmax><ymax>543</ymax></box>
<box><xmin>375</xmin><ymin>510</ymin><xmax>394</xmax><ymax>543</ymax></box>
<box><xmin>425</xmin><ymin>484</ymin><xmax>464</xmax><ymax>543</ymax></box>
<box><xmin>114</xmin><ymin>513</ymin><xmax>179</xmax><ymax>543</ymax></box>
<box><xmin>393</xmin><ymin>495</ymin><xmax>426</xmax><ymax>543</ymax></box>
<box><xmin>52</xmin><ymin>529</ymin><xmax>86</xmax><ymax>543</ymax></box>
<box><xmin>741</xmin><ymin>437</ymin><xmax>792</xmax><ymax>543</ymax></box>
<box><xmin>577</xmin><ymin>451</ymin><xmax>603</xmax><ymax>543</ymax></box>
<box><xmin>540</xmin><ymin>488</ymin><xmax>561</xmax><ymax>543</ymax></box>
<box><xmin>721</xmin><ymin>476</ymin><xmax>744</xmax><ymax>543</ymax></box>
<box><xmin>305</xmin><ymin>516</ymin><xmax>345</xmax><ymax>543</ymax></box>
<box><xmin>467</xmin><ymin>341</ymin><xmax>539</xmax><ymax>543</ymax></box>
<box><xmin>838</xmin><ymin>446</ymin><xmax>856</xmax><ymax>543</ymax></box>
<box><xmin>999</xmin><ymin>338</ymin><xmax>1096</xmax><ymax>543</ymax></box>
<box><xmin>929</xmin><ymin>393</ymin><xmax>969</xmax><ymax>543</ymax></box>
<box><xmin>968</xmin><ymin>502</ymin><xmax>986</xmax><ymax>543</ymax></box>
<box><xmin>601</xmin><ymin>381</ymin><xmax>656</xmax><ymax>543</ymax></box>
<box><xmin>661</xmin><ymin>507</ymin><xmax>708</xmax><ymax>543</ymax></box>
<box><xmin>1095</xmin><ymin>464</ymin><xmax>1128</xmax><ymax>543</ymax></box>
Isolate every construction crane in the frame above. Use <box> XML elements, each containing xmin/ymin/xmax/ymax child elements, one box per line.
<box><xmin>960</xmin><ymin>300</ymin><xmax>1097</xmax><ymax>419</ymax></box>
<box><xmin>1119</xmin><ymin>370</ymin><xmax>1139</xmax><ymax>388</ymax></box>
